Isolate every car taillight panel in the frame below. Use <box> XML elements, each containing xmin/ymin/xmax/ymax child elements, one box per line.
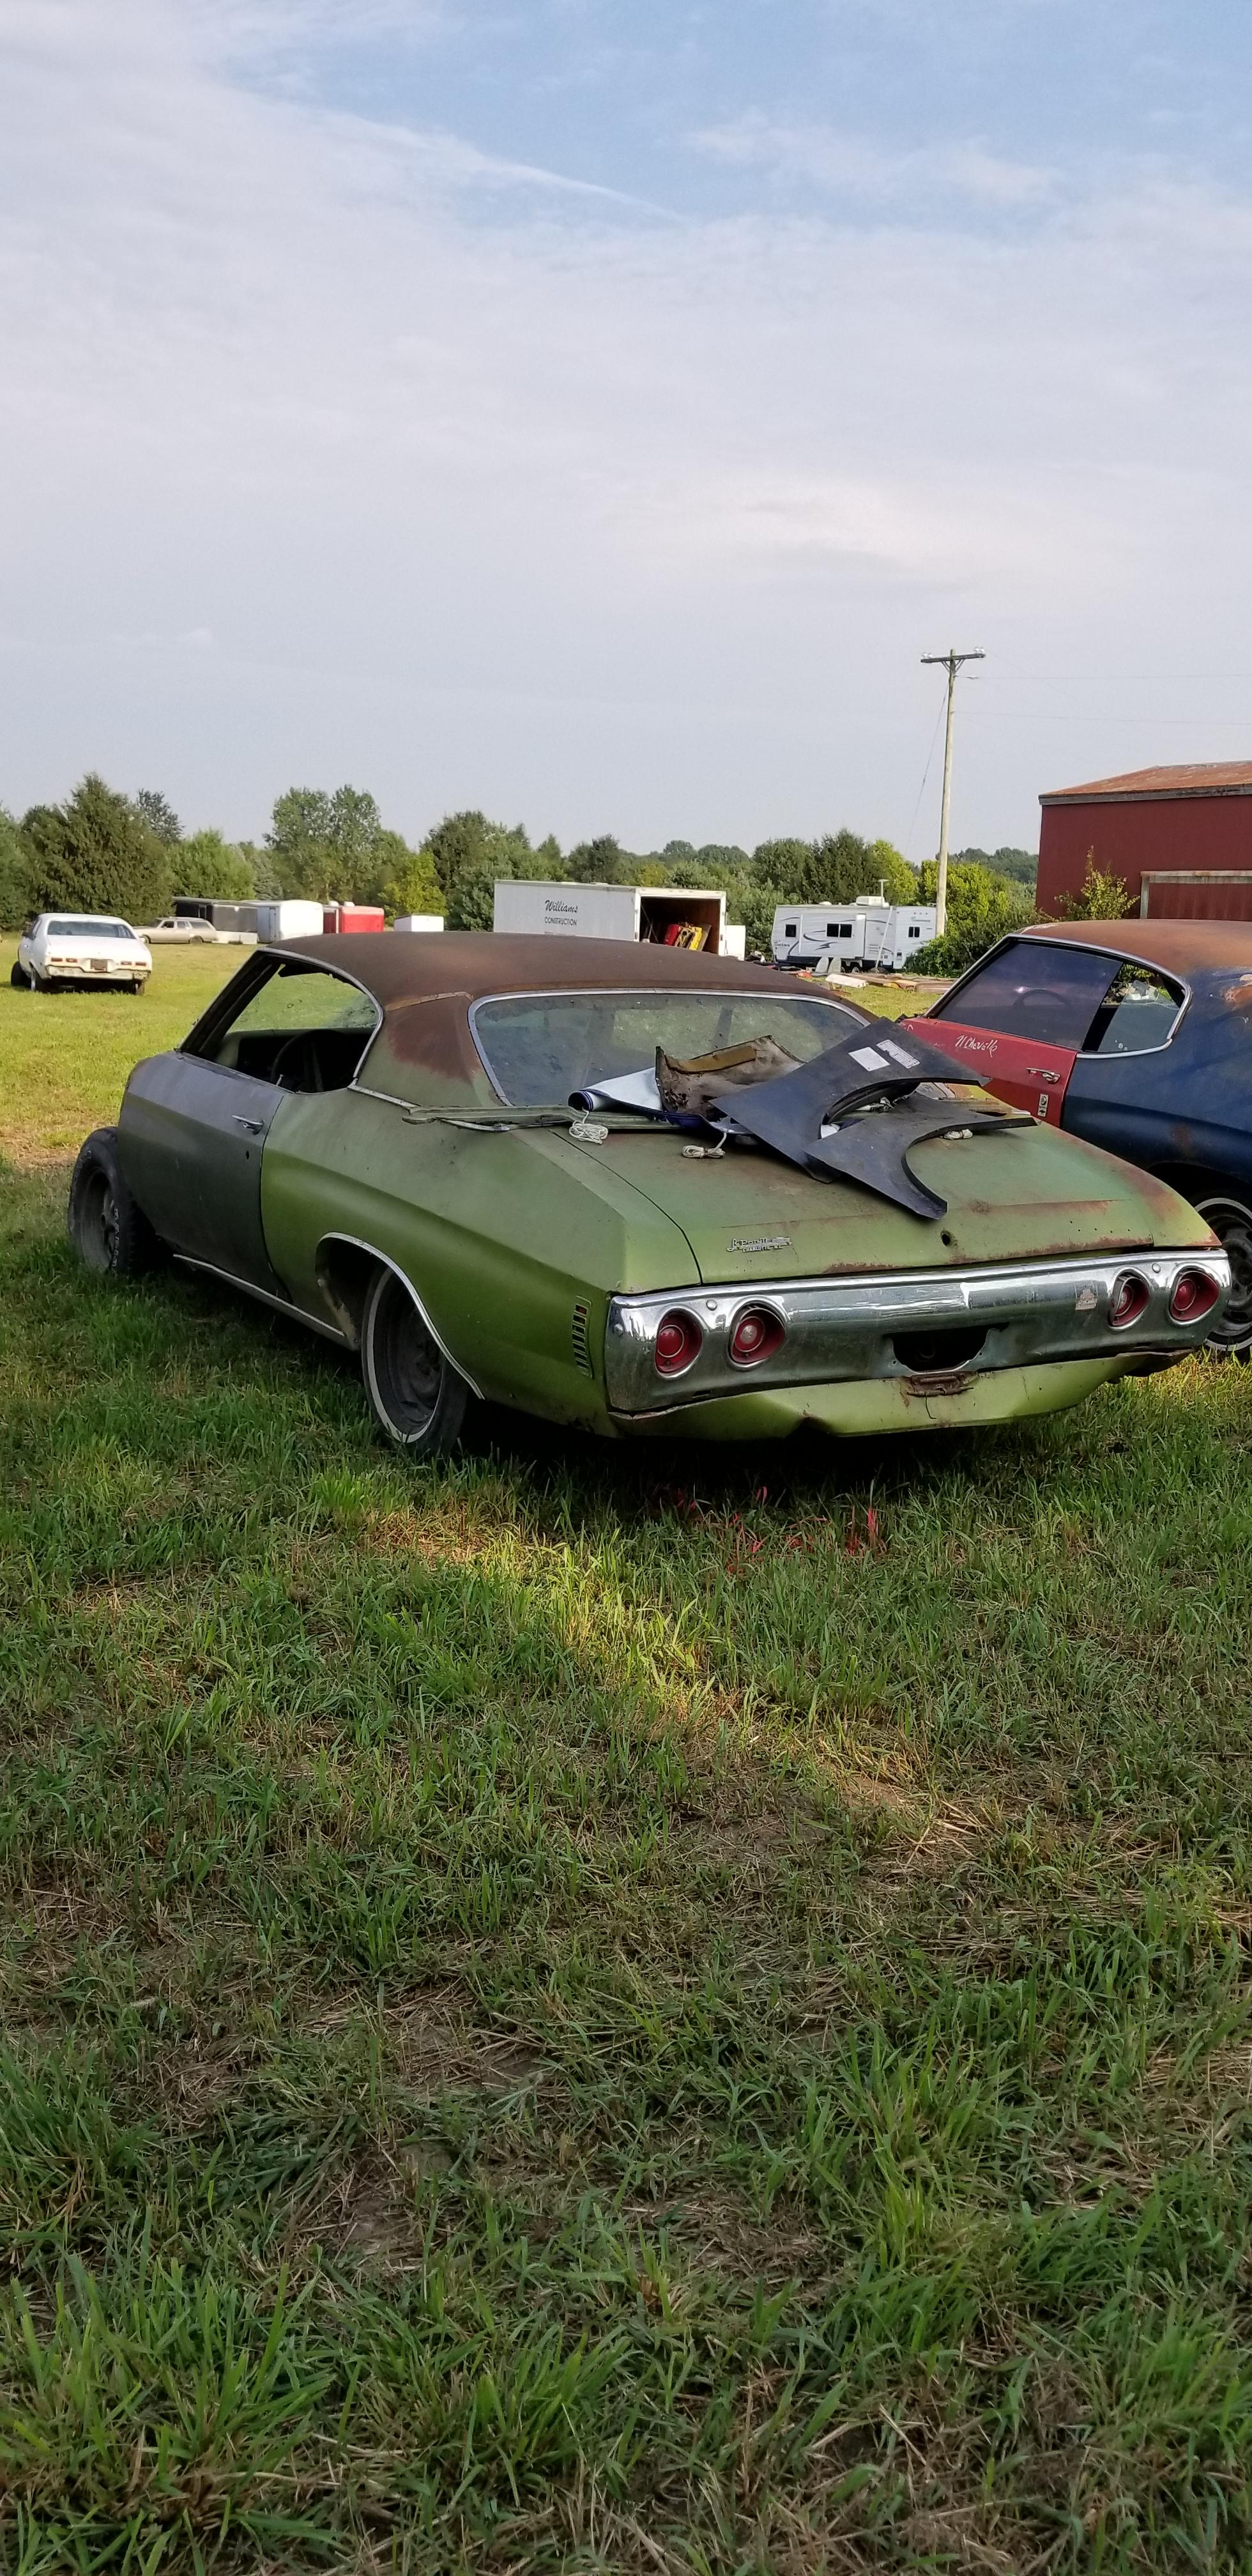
<box><xmin>654</xmin><ymin>1311</ymin><xmax>703</xmax><ymax>1376</ymax></box>
<box><xmin>1168</xmin><ymin>1268</ymin><xmax>1219</xmax><ymax>1324</ymax></box>
<box><xmin>1108</xmin><ymin>1271</ymin><xmax>1150</xmax><ymax>1328</ymax></box>
<box><xmin>728</xmin><ymin>1305</ymin><xmax>786</xmax><ymax>1367</ymax></box>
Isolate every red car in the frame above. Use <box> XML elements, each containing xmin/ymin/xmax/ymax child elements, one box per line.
<box><xmin>905</xmin><ymin>919</ymin><xmax>1252</xmax><ymax>1358</ymax></box>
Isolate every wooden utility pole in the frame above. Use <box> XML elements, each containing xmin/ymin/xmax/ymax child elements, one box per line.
<box><xmin>920</xmin><ymin>648</ymin><xmax>984</xmax><ymax>935</ymax></box>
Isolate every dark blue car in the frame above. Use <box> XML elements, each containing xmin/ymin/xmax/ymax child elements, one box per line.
<box><xmin>903</xmin><ymin>919</ymin><xmax>1252</xmax><ymax>1357</ymax></box>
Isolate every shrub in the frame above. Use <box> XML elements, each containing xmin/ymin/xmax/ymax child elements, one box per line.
<box><xmin>1051</xmin><ymin>852</ymin><xmax>1134</xmax><ymax>921</ymax></box>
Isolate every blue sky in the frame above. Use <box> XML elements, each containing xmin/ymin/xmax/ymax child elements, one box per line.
<box><xmin>3</xmin><ymin>0</ymin><xmax>1251</xmax><ymax>856</ymax></box>
<box><xmin>244</xmin><ymin>1</ymin><xmax>1251</xmax><ymax>213</ymax></box>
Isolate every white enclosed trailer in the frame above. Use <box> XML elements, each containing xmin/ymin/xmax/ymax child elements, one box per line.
<box><xmin>392</xmin><ymin>913</ymin><xmax>445</xmax><ymax>934</ymax></box>
<box><xmin>492</xmin><ymin>880</ymin><xmax>744</xmax><ymax>957</ymax></box>
<box><xmin>254</xmin><ymin>900</ymin><xmax>326</xmax><ymax>943</ymax></box>
<box><xmin>771</xmin><ymin>898</ymin><xmax>936</xmax><ymax>974</ymax></box>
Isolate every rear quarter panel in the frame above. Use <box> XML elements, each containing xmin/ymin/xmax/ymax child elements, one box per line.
<box><xmin>258</xmin><ymin>1090</ymin><xmax>700</xmax><ymax>1423</ymax></box>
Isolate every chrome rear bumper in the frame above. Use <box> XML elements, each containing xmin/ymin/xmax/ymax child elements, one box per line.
<box><xmin>604</xmin><ymin>1250</ymin><xmax>1230</xmax><ymax>1414</ymax></box>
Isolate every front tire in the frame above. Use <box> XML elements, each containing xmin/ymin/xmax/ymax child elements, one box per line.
<box><xmin>10</xmin><ymin>959</ymin><xmax>29</xmax><ymax>989</ymax></box>
<box><xmin>68</xmin><ymin>1128</ymin><xmax>164</xmax><ymax>1276</ymax></box>
<box><xmin>361</xmin><ymin>1266</ymin><xmax>468</xmax><ymax>1460</ymax></box>
<box><xmin>1193</xmin><ymin>1185</ymin><xmax>1252</xmax><ymax>1361</ymax></box>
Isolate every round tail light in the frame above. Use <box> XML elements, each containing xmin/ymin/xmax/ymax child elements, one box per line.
<box><xmin>1168</xmin><ymin>1268</ymin><xmax>1219</xmax><ymax>1324</ymax></box>
<box><xmin>654</xmin><ymin>1310</ymin><xmax>703</xmax><ymax>1377</ymax></box>
<box><xmin>728</xmin><ymin>1305</ymin><xmax>786</xmax><ymax>1367</ymax></box>
<box><xmin>1109</xmin><ymin>1271</ymin><xmax>1150</xmax><ymax>1329</ymax></box>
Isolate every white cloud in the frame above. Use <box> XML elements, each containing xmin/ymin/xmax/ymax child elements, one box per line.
<box><xmin>1</xmin><ymin>0</ymin><xmax>1251</xmax><ymax>849</ymax></box>
<box><xmin>689</xmin><ymin>114</ymin><xmax>1057</xmax><ymax>210</ymax></box>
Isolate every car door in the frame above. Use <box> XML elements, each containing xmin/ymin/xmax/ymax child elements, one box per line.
<box><xmin>121</xmin><ymin>1050</ymin><xmax>288</xmax><ymax>1286</ymax></box>
<box><xmin>901</xmin><ymin>939</ymin><xmax>1122</xmax><ymax>1124</ymax></box>
<box><xmin>119</xmin><ymin>958</ymin><xmax>378</xmax><ymax>1289</ymax></box>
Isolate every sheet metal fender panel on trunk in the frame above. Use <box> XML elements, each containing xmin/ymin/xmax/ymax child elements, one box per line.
<box><xmin>257</xmin><ymin>1089</ymin><xmax>701</xmax><ymax>1418</ymax></box>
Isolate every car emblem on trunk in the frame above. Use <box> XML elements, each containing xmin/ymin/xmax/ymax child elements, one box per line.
<box><xmin>729</xmin><ymin>1236</ymin><xmax>791</xmax><ymax>1254</ymax></box>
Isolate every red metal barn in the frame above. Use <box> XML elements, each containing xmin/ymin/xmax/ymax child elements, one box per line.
<box><xmin>1037</xmin><ymin>763</ymin><xmax>1252</xmax><ymax>920</ymax></box>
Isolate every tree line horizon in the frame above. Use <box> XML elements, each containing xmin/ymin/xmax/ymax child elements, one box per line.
<box><xmin>0</xmin><ymin>774</ymin><xmax>1046</xmax><ymax>972</ymax></box>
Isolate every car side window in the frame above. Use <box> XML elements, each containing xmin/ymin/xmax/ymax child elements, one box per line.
<box><xmin>935</xmin><ymin>942</ymin><xmax>1118</xmax><ymax>1048</ymax></box>
<box><xmin>197</xmin><ymin>962</ymin><xmax>378</xmax><ymax>1091</ymax></box>
<box><xmin>1083</xmin><ymin>964</ymin><xmax>1183</xmax><ymax>1055</ymax></box>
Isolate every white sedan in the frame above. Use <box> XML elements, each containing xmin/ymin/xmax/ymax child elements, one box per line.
<box><xmin>13</xmin><ymin>914</ymin><xmax>153</xmax><ymax>992</ymax></box>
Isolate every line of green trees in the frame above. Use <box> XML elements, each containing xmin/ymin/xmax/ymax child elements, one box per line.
<box><xmin>0</xmin><ymin>774</ymin><xmax>1041</xmax><ymax>971</ymax></box>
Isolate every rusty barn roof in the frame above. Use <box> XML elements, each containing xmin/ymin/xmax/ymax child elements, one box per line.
<box><xmin>1041</xmin><ymin>762</ymin><xmax>1252</xmax><ymax>805</ymax></box>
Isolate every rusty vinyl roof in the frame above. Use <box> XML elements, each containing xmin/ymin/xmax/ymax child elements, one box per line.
<box><xmin>1028</xmin><ymin>919</ymin><xmax>1252</xmax><ymax>972</ymax></box>
<box><xmin>1040</xmin><ymin>762</ymin><xmax>1252</xmax><ymax>805</ymax></box>
<box><xmin>279</xmin><ymin>930</ymin><xmax>793</xmax><ymax>1009</ymax></box>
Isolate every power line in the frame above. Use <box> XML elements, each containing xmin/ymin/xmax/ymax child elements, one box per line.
<box><xmin>903</xmin><ymin>694</ymin><xmax>947</xmax><ymax>862</ymax></box>
<box><xmin>920</xmin><ymin>648</ymin><xmax>984</xmax><ymax>937</ymax></box>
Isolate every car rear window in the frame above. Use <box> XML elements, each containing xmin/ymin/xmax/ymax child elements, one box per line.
<box><xmin>471</xmin><ymin>988</ymin><xmax>864</xmax><ymax>1105</ymax></box>
<box><xmin>46</xmin><ymin>918</ymin><xmax>135</xmax><ymax>940</ymax></box>
<box><xmin>1085</xmin><ymin>963</ymin><xmax>1183</xmax><ymax>1054</ymax></box>
<box><xmin>934</xmin><ymin>941</ymin><xmax>1118</xmax><ymax>1049</ymax></box>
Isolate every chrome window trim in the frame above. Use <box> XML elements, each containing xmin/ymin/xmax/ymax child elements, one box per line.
<box><xmin>603</xmin><ymin>1249</ymin><xmax>1230</xmax><ymax>1414</ymax></box>
<box><xmin>934</xmin><ymin>935</ymin><xmax>1191</xmax><ymax>1059</ymax></box>
<box><xmin>314</xmin><ymin>1232</ymin><xmax>483</xmax><ymax>1397</ymax></box>
<box><xmin>348</xmin><ymin>1080</ymin><xmax>428</xmax><ymax>1111</ymax></box>
<box><xmin>467</xmin><ymin>983</ymin><xmax>864</xmax><ymax>1105</ymax></box>
<box><xmin>181</xmin><ymin>946</ymin><xmax>382</xmax><ymax>1069</ymax></box>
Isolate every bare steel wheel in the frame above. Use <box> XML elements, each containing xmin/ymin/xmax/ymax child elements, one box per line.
<box><xmin>361</xmin><ymin>1265</ymin><xmax>469</xmax><ymax>1459</ymax></box>
<box><xmin>67</xmin><ymin>1128</ymin><xmax>164</xmax><ymax>1276</ymax></box>
<box><xmin>1194</xmin><ymin>1187</ymin><xmax>1252</xmax><ymax>1360</ymax></box>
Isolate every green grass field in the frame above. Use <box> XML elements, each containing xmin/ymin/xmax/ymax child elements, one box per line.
<box><xmin>3</xmin><ymin>940</ymin><xmax>1252</xmax><ymax>2572</ymax></box>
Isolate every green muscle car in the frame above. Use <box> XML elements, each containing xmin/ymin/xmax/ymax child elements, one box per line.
<box><xmin>67</xmin><ymin>933</ymin><xmax>1229</xmax><ymax>1455</ymax></box>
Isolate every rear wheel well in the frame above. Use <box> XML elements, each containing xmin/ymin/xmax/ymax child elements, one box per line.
<box><xmin>315</xmin><ymin>1238</ymin><xmax>383</xmax><ymax>1347</ymax></box>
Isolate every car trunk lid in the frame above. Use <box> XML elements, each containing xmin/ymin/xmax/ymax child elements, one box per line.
<box><xmin>569</xmin><ymin>1114</ymin><xmax>1207</xmax><ymax>1284</ymax></box>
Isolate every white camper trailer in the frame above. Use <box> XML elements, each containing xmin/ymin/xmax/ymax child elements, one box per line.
<box><xmin>492</xmin><ymin>880</ymin><xmax>745</xmax><ymax>958</ymax></box>
<box><xmin>771</xmin><ymin>896</ymin><xmax>936</xmax><ymax>974</ymax></box>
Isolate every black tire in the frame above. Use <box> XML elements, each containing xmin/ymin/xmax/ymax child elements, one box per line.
<box><xmin>1193</xmin><ymin>1185</ymin><xmax>1252</xmax><ymax>1361</ymax></box>
<box><xmin>10</xmin><ymin>960</ymin><xmax>28</xmax><ymax>989</ymax></box>
<box><xmin>67</xmin><ymin>1128</ymin><xmax>164</xmax><ymax>1276</ymax></box>
<box><xmin>360</xmin><ymin>1265</ymin><xmax>468</xmax><ymax>1460</ymax></box>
